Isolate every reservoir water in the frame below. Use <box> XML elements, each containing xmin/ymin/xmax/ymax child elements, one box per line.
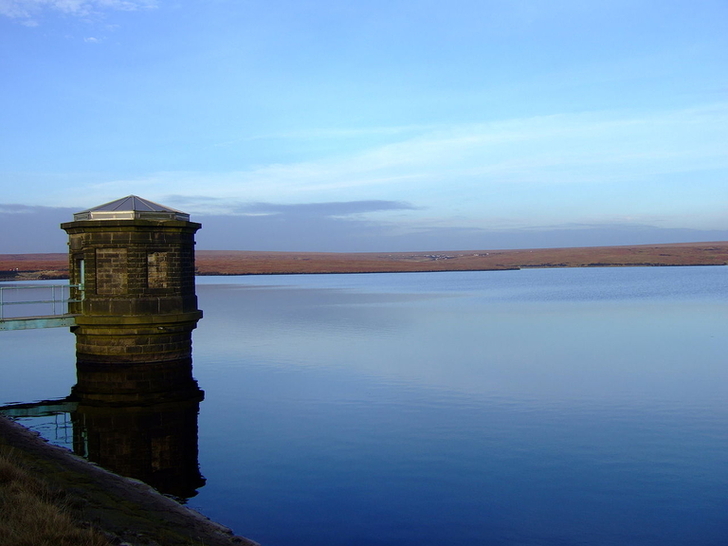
<box><xmin>2</xmin><ymin>266</ymin><xmax>727</xmax><ymax>545</ymax></box>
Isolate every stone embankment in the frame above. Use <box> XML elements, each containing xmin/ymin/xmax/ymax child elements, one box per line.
<box><xmin>0</xmin><ymin>416</ymin><xmax>258</xmax><ymax>546</ymax></box>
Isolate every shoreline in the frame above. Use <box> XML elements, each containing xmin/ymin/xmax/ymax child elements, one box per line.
<box><xmin>0</xmin><ymin>415</ymin><xmax>258</xmax><ymax>546</ymax></box>
<box><xmin>2</xmin><ymin>241</ymin><xmax>727</xmax><ymax>282</ymax></box>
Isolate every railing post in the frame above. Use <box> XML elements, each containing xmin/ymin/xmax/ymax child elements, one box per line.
<box><xmin>0</xmin><ymin>284</ymin><xmax>81</xmax><ymax>328</ymax></box>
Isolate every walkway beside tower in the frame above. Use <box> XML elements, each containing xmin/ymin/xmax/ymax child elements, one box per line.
<box><xmin>0</xmin><ymin>282</ymin><xmax>81</xmax><ymax>330</ymax></box>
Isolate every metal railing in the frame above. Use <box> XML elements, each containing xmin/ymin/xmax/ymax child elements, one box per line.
<box><xmin>0</xmin><ymin>284</ymin><xmax>83</xmax><ymax>320</ymax></box>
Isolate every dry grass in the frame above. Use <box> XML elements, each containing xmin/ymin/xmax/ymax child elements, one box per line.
<box><xmin>0</xmin><ymin>449</ymin><xmax>112</xmax><ymax>546</ymax></box>
<box><xmin>192</xmin><ymin>242</ymin><xmax>728</xmax><ymax>275</ymax></box>
<box><xmin>0</xmin><ymin>416</ymin><xmax>258</xmax><ymax>546</ymax></box>
<box><xmin>1</xmin><ymin>242</ymin><xmax>726</xmax><ymax>280</ymax></box>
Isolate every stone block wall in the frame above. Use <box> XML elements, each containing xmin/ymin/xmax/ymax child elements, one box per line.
<box><xmin>61</xmin><ymin>219</ymin><xmax>201</xmax><ymax>317</ymax></box>
<box><xmin>72</xmin><ymin>314</ymin><xmax>201</xmax><ymax>365</ymax></box>
<box><xmin>60</xmin><ymin>218</ymin><xmax>203</xmax><ymax>366</ymax></box>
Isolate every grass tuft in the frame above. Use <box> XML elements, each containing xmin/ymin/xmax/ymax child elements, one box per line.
<box><xmin>0</xmin><ymin>450</ymin><xmax>112</xmax><ymax>546</ymax></box>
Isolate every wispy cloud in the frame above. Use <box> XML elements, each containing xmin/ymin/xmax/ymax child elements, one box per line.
<box><xmin>233</xmin><ymin>200</ymin><xmax>418</xmax><ymax>217</ymax></box>
<box><xmin>161</xmin><ymin>196</ymin><xmax>418</xmax><ymax>218</ymax></box>
<box><xmin>0</xmin><ymin>0</ymin><xmax>156</xmax><ymax>22</ymax></box>
<box><xmin>30</xmin><ymin>101</ymin><xmax>728</xmax><ymax>233</ymax></box>
<box><xmin>0</xmin><ymin>203</ymin><xmax>74</xmax><ymax>214</ymax></box>
<box><xmin>192</xmin><ymin>214</ymin><xmax>728</xmax><ymax>253</ymax></box>
<box><xmin>97</xmin><ymin>101</ymin><xmax>725</xmax><ymax>185</ymax></box>
<box><xmin>1</xmin><ymin>201</ymin><xmax>726</xmax><ymax>254</ymax></box>
<box><xmin>213</xmin><ymin>125</ymin><xmax>439</xmax><ymax>149</ymax></box>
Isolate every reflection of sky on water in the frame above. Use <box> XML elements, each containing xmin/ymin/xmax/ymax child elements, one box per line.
<box><xmin>0</xmin><ymin>326</ymin><xmax>75</xmax><ymax>405</ymax></box>
<box><xmin>1</xmin><ymin>282</ymin><xmax>77</xmax><ymax>404</ymax></box>
<box><xmin>194</xmin><ymin>268</ymin><xmax>727</xmax><ymax>406</ymax></box>
<box><xmin>2</xmin><ymin>267</ymin><xmax>727</xmax><ymax>545</ymax></box>
<box><xmin>198</xmin><ymin>264</ymin><xmax>728</xmax><ymax>302</ymax></box>
<box><xmin>14</xmin><ymin>413</ymin><xmax>74</xmax><ymax>450</ymax></box>
<box><xmin>188</xmin><ymin>267</ymin><xmax>728</xmax><ymax>545</ymax></box>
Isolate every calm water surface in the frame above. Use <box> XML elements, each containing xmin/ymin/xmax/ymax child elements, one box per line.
<box><xmin>2</xmin><ymin>266</ymin><xmax>727</xmax><ymax>545</ymax></box>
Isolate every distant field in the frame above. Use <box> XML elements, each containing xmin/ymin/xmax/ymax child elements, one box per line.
<box><xmin>1</xmin><ymin>242</ymin><xmax>726</xmax><ymax>281</ymax></box>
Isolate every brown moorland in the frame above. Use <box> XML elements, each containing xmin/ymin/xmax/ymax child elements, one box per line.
<box><xmin>1</xmin><ymin>242</ymin><xmax>726</xmax><ymax>281</ymax></box>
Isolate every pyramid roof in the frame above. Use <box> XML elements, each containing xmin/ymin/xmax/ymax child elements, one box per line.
<box><xmin>73</xmin><ymin>195</ymin><xmax>190</xmax><ymax>221</ymax></box>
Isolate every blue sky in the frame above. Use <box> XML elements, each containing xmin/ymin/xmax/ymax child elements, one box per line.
<box><xmin>1</xmin><ymin>0</ymin><xmax>726</xmax><ymax>252</ymax></box>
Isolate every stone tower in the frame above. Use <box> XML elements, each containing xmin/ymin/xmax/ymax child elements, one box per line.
<box><xmin>61</xmin><ymin>196</ymin><xmax>203</xmax><ymax>404</ymax></box>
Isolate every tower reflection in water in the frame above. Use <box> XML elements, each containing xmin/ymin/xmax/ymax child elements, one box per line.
<box><xmin>69</xmin><ymin>357</ymin><xmax>206</xmax><ymax>501</ymax></box>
